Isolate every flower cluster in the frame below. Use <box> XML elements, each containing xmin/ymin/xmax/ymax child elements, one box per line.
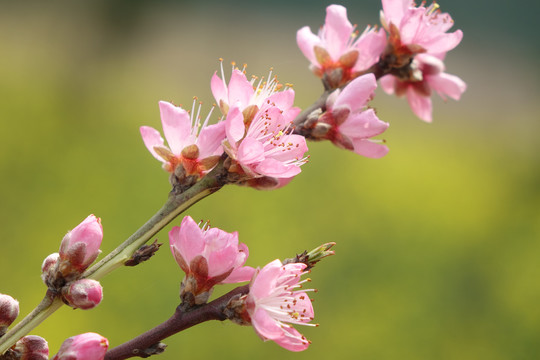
<box><xmin>377</xmin><ymin>0</ymin><xmax>466</xmax><ymax>121</ymax></box>
<box><xmin>297</xmin><ymin>0</ymin><xmax>466</xmax><ymax>122</ymax></box>
<box><xmin>41</xmin><ymin>215</ymin><xmax>104</xmax><ymax>310</ymax></box>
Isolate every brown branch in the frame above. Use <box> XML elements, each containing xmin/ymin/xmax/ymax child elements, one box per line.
<box><xmin>104</xmin><ymin>285</ymin><xmax>249</xmax><ymax>360</ymax></box>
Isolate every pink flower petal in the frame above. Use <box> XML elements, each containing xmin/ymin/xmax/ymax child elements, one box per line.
<box><xmin>379</xmin><ymin>75</ymin><xmax>397</xmax><ymax>95</ymax></box>
<box><xmin>140</xmin><ymin>126</ymin><xmax>166</xmax><ymax>162</ymax></box>
<box><xmin>222</xmin><ymin>265</ymin><xmax>256</xmax><ymax>283</ymax></box>
<box><xmin>382</xmin><ymin>0</ymin><xmax>409</xmax><ymax>27</ymax></box>
<box><xmin>249</xmin><ymin>260</ymin><xmax>282</xmax><ymax>299</ymax></box>
<box><xmin>266</xmin><ymin>89</ymin><xmax>296</xmax><ymax>113</ymax></box>
<box><xmin>273</xmin><ymin>326</ymin><xmax>310</xmax><ymax>352</ymax></box>
<box><xmin>353</xmin><ymin>28</ymin><xmax>387</xmax><ymax>72</ymax></box>
<box><xmin>158</xmin><ymin>101</ymin><xmax>191</xmax><ymax>155</ymax></box>
<box><xmin>423</xmin><ymin>29</ymin><xmax>463</xmax><ymax>54</ymax></box>
<box><xmin>429</xmin><ymin>72</ymin><xmax>467</xmax><ymax>101</ymax></box>
<box><xmin>225</xmin><ymin>106</ymin><xmax>246</xmax><ymax>144</ymax></box>
<box><xmin>256</xmin><ymin>158</ymin><xmax>301</xmax><ymax>178</ymax></box>
<box><xmin>265</xmin><ymin>134</ymin><xmax>308</xmax><ymax>163</ymax></box>
<box><xmin>351</xmin><ymin>139</ymin><xmax>389</xmax><ymax>158</ymax></box>
<box><xmin>197</xmin><ymin>121</ymin><xmax>226</xmax><ymax>158</ymax></box>
<box><xmin>172</xmin><ymin>216</ymin><xmax>205</xmax><ymax>265</ymax></box>
<box><xmin>324</xmin><ymin>5</ymin><xmax>354</xmax><ymax>60</ymax></box>
<box><xmin>332</xmin><ymin>74</ymin><xmax>377</xmax><ymax>112</ymax></box>
<box><xmin>296</xmin><ymin>26</ymin><xmax>321</xmax><ymax>65</ymax></box>
<box><xmin>211</xmin><ymin>72</ymin><xmax>227</xmax><ymax>105</ymax></box>
<box><xmin>251</xmin><ymin>307</ymin><xmax>284</xmax><ymax>339</ymax></box>
<box><xmin>228</xmin><ymin>69</ymin><xmax>253</xmax><ymax>107</ymax></box>
<box><xmin>339</xmin><ymin>109</ymin><xmax>389</xmax><ymax>139</ymax></box>
<box><xmin>237</xmin><ymin>137</ymin><xmax>266</xmax><ymax>165</ymax></box>
<box><xmin>406</xmin><ymin>87</ymin><xmax>433</xmax><ymax>122</ymax></box>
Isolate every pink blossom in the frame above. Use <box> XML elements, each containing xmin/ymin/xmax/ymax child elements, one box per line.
<box><xmin>62</xmin><ymin>279</ymin><xmax>103</xmax><ymax>310</ymax></box>
<box><xmin>170</xmin><ymin>216</ymin><xmax>255</xmax><ymax>290</ymax></box>
<box><xmin>246</xmin><ymin>260</ymin><xmax>316</xmax><ymax>352</ymax></box>
<box><xmin>380</xmin><ymin>0</ymin><xmax>463</xmax><ymax>56</ymax></box>
<box><xmin>53</xmin><ymin>333</ymin><xmax>108</xmax><ymax>360</ymax></box>
<box><xmin>59</xmin><ymin>215</ymin><xmax>103</xmax><ymax>272</ymax></box>
<box><xmin>380</xmin><ymin>54</ymin><xmax>466</xmax><ymax>122</ymax></box>
<box><xmin>297</xmin><ymin>4</ymin><xmax>386</xmax><ymax>88</ymax></box>
<box><xmin>140</xmin><ymin>100</ymin><xmax>225</xmax><ymax>176</ymax></box>
<box><xmin>211</xmin><ymin>63</ymin><xmax>300</xmax><ymax>126</ymax></box>
<box><xmin>223</xmin><ymin>104</ymin><xmax>308</xmax><ymax>185</ymax></box>
<box><xmin>319</xmin><ymin>74</ymin><xmax>389</xmax><ymax>157</ymax></box>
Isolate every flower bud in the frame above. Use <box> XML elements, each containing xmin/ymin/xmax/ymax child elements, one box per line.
<box><xmin>61</xmin><ymin>279</ymin><xmax>103</xmax><ymax>310</ymax></box>
<box><xmin>12</xmin><ymin>335</ymin><xmax>49</xmax><ymax>360</ymax></box>
<box><xmin>40</xmin><ymin>252</ymin><xmax>60</xmax><ymax>287</ymax></box>
<box><xmin>53</xmin><ymin>332</ymin><xmax>108</xmax><ymax>360</ymax></box>
<box><xmin>59</xmin><ymin>215</ymin><xmax>103</xmax><ymax>274</ymax></box>
<box><xmin>0</xmin><ymin>293</ymin><xmax>19</xmax><ymax>335</ymax></box>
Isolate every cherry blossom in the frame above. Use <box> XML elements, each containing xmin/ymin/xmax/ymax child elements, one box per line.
<box><xmin>297</xmin><ymin>4</ymin><xmax>386</xmax><ymax>88</ymax></box>
<box><xmin>317</xmin><ymin>74</ymin><xmax>389</xmax><ymax>157</ymax></box>
<box><xmin>170</xmin><ymin>216</ymin><xmax>254</xmax><ymax>304</ymax></box>
<box><xmin>379</xmin><ymin>54</ymin><xmax>466</xmax><ymax>122</ymax></box>
<box><xmin>246</xmin><ymin>260</ymin><xmax>316</xmax><ymax>352</ymax></box>
<box><xmin>222</xmin><ymin>104</ymin><xmax>308</xmax><ymax>186</ymax></box>
<box><xmin>211</xmin><ymin>61</ymin><xmax>300</xmax><ymax>124</ymax></box>
<box><xmin>140</xmin><ymin>100</ymin><xmax>225</xmax><ymax>176</ymax></box>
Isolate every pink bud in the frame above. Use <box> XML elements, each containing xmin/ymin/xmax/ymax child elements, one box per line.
<box><xmin>62</xmin><ymin>279</ymin><xmax>103</xmax><ymax>310</ymax></box>
<box><xmin>12</xmin><ymin>335</ymin><xmax>49</xmax><ymax>360</ymax></box>
<box><xmin>0</xmin><ymin>293</ymin><xmax>19</xmax><ymax>334</ymax></box>
<box><xmin>53</xmin><ymin>332</ymin><xmax>109</xmax><ymax>360</ymax></box>
<box><xmin>59</xmin><ymin>215</ymin><xmax>103</xmax><ymax>272</ymax></box>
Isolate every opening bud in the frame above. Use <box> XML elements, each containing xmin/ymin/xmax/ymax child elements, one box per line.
<box><xmin>61</xmin><ymin>279</ymin><xmax>103</xmax><ymax>310</ymax></box>
<box><xmin>11</xmin><ymin>335</ymin><xmax>49</xmax><ymax>360</ymax></box>
<box><xmin>0</xmin><ymin>294</ymin><xmax>19</xmax><ymax>336</ymax></box>
<box><xmin>58</xmin><ymin>215</ymin><xmax>103</xmax><ymax>275</ymax></box>
<box><xmin>53</xmin><ymin>332</ymin><xmax>108</xmax><ymax>360</ymax></box>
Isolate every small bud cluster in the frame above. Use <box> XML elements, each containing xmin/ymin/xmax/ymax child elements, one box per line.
<box><xmin>40</xmin><ymin>215</ymin><xmax>104</xmax><ymax>310</ymax></box>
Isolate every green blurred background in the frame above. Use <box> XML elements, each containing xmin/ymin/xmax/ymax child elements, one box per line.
<box><xmin>1</xmin><ymin>0</ymin><xmax>539</xmax><ymax>359</ymax></box>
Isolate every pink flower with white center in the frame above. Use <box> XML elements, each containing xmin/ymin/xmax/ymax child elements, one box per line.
<box><xmin>211</xmin><ymin>61</ymin><xmax>300</xmax><ymax>124</ymax></box>
<box><xmin>140</xmin><ymin>100</ymin><xmax>226</xmax><ymax>176</ymax></box>
<box><xmin>59</xmin><ymin>215</ymin><xmax>103</xmax><ymax>273</ymax></box>
<box><xmin>62</xmin><ymin>279</ymin><xmax>103</xmax><ymax>310</ymax></box>
<box><xmin>317</xmin><ymin>74</ymin><xmax>389</xmax><ymax>158</ymax></box>
<box><xmin>380</xmin><ymin>53</ymin><xmax>466</xmax><ymax>122</ymax></box>
<box><xmin>246</xmin><ymin>259</ymin><xmax>316</xmax><ymax>352</ymax></box>
<box><xmin>223</xmin><ymin>104</ymin><xmax>308</xmax><ymax>186</ymax></box>
<box><xmin>297</xmin><ymin>4</ymin><xmax>386</xmax><ymax>88</ymax></box>
<box><xmin>53</xmin><ymin>333</ymin><xmax>108</xmax><ymax>360</ymax></box>
<box><xmin>170</xmin><ymin>216</ymin><xmax>255</xmax><ymax>304</ymax></box>
<box><xmin>380</xmin><ymin>0</ymin><xmax>463</xmax><ymax>59</ymax></box>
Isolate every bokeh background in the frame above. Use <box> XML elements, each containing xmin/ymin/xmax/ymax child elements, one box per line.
<box><xmin>1</xmin><ymin>0</ymin><xmax>539</xmax><ymax>359</ymax></box>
